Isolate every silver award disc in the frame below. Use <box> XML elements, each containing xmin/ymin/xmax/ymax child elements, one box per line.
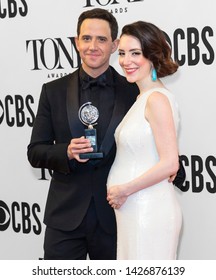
<box><xmin>78</xmin><ymin>102</ymin><xmax>99</xmax><ymax>127</ymax></box>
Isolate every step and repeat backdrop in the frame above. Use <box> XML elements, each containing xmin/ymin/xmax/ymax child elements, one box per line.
<box><xmin>0</xmin><ymin>0</ymin><xmax>215</xmax><ymax>259</ymax></box>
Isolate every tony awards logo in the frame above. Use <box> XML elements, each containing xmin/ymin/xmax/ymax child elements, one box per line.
<box><xmin>78</xmin><ymin>102</ymin><xmax>103</xmax><ymax>159</ymax></box>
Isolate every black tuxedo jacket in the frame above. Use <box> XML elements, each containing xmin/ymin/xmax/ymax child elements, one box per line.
<box><xmin>28</xmin><ymin>66</ymin><xmax>139</xmax><ymax>234</ymax></box>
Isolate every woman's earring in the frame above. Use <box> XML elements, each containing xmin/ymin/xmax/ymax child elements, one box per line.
<box><xmin>151</xmin><ymin>68</ymin><xmax>157</xmax><ymax>82</ymax></box>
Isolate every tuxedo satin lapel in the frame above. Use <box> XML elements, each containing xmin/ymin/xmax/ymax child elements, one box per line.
<box><xmin>66</xmin><ymin>72</ymin><xmax>84</xmax><ymax>138</ymax></box>
<box><xmin>100</xmin><ymin>81</ymin><xmax>125</xmax><ymax>157</ymax></box>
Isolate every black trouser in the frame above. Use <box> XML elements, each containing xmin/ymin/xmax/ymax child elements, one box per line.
<box><xmin>44</xmin><ymin>200</ymin><xmax>116</xmax><ymax>260</ymax></box>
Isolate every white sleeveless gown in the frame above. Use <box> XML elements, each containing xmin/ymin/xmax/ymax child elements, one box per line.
<box><xmin>107</xmin><ymin>88</ymin><xmax>182</xmax><ymax>260</ymax></box>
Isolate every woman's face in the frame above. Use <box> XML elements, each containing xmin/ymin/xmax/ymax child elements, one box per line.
<box><xmin>118</xmin><ymin>34</ymin><xmax>151</xmax><ymax>84</ymax></box>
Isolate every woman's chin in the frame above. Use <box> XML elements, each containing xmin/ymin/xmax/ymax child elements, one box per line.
<box><xmin>126</xmin><ymin>77</ymin><xmax>136</xmax><ymax>83</ymax></box>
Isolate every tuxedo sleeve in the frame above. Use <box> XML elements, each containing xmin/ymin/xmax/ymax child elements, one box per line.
<box><xmin>27</xmin><ymin>83</ymin><xmax>73</xmax><ymax>174</ymax></box>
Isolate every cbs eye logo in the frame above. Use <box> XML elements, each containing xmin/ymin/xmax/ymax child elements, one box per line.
<box><xmin>0</xmin><ymin>201</ymin><xmax>10</xmax><ymax>231</ymax></box>
<box><xmin>0</xmin><ymin>200</ymin><xmax>42</xmax><ymax>234</ymax></box>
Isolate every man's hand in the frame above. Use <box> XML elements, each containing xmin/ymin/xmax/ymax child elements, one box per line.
<box><xmin>67</xmin><ymin>136</ymin><xmax>93</xmax><ymax>162</ymax></box>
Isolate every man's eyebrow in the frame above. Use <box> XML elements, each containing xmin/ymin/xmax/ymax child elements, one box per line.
<box><xmin>80</xmin><ymin>35</ymin><xmax>107</xmax><ymax>39</ymax></box>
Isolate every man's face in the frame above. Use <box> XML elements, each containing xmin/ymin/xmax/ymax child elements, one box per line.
<box><xmin>75</xmin><ymin>18</ymin><xmax>118</xmax><ymax>77</ymax></box>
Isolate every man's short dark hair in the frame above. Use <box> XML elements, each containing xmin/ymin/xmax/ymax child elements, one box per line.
<box><xmin>77</xmin><ymin>8</ymin><xmax>118</xmax><ymax>41</ymax></box>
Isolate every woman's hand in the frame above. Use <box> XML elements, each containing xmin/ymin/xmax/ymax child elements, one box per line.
<box><xmin>107</xmin><ymin>185</ymin><xmax>128</xmax><ymax>209</ymax></box>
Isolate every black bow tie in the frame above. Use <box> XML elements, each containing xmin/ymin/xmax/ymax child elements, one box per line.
<box><xmin>82</xmin><ymin>75</ymin><xmax>107</xmax><ymax>90</ymax></box>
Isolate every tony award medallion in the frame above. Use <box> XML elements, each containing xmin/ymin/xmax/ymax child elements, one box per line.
<box><xmin>78</xmin><ymin>102</ymin><xmax>103</xmax><ymax>159</ymax></box>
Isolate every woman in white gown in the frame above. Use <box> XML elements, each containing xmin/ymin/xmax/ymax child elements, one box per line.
<box><xmin>107</xmin><ymin>21</ymin><xmax>182</xmax><ymax>260</ymax></box>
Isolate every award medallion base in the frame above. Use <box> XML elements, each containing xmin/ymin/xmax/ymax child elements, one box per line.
<box><xmin>79</xmin><ymin>152</ymin><xmax>104</xmax><ymax>159</ymax></box>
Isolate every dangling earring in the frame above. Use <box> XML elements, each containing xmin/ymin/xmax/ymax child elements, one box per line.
<box><xmin>151</xmin><ymin>68</ymin><xmax>157</xmax><ymax>82</ymax></box>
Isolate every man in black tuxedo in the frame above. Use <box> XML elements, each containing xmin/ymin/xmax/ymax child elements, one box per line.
<box><xmin>27</xmin><ymin>8</ymin><xmax>139</xmax><ymax>260</ymax></box>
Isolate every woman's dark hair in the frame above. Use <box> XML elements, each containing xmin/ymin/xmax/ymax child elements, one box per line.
<box><xmin>77</xmin><ymin>8</ymin><xmax>118</xmax><ymax>42</ymax></box>
<box><xmin>121</xmin><ymin>21</ymin><xmax>178</xmax><ymax>78</ymax></box>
